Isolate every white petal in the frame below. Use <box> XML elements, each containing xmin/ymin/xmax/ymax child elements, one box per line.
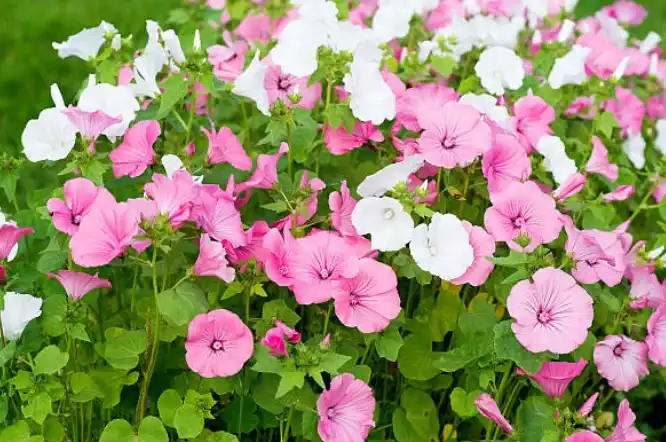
<box><xmin>357</xmin><ymin>155</ymin><xmax>425</xmax><ymax>198</ymax></box>
<box><xmin>162</xmin><ymin>154</ymin><xmax>184</xmax><ymax>178</ymax></box>
<box><xmin>22</xmin><ymin>108</ymin><xmax>77</xmax><ymax>162</ymax></box>
<box><xmin>1</xmin><ymin>293</ymin><xmax>43</xmax><ymax>341</ymax></box>
<box><xmin>351</xmin><ymin>197</ymin><xmax>414</xmax><ymax>251</ymax></box>
<box><xmin>233</xmin><ymin>52</ymin><xmax>270</xmax><ymax>115</ymax></box>
<box><xmin>78</xmin><ymin>83</ymin><xmax>140</xmax><ymax>138</ymax></box>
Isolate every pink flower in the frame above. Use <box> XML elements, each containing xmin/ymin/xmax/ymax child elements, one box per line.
<box><xmin>144</xmin><ymin>171</ymin><xmax>198</xmax><ymax>228</ymax></box>
<box><xmin>629</xmin><ymin>271</ymin><xmax>665</xmax><ymax>309</ymax></box>
<box><xmin>0</xmin><ymin>224</ymin><xmax>32</xmax><ymax>261</ymax></box>
<box><xmin>579</xmin><ymin>32</ymin><xmax>625</xmax><ymax>80</ymax></box>
<box><xmin>275</xmin><ymin>319</ymin><xmax>301</xmax><ymax>344</ymax></box>
<box><xmin>333</xmin><ymin>259</ymin><xmax>400</xmax><ymax>333</ymax></box>
<box><xmin>607</xmin><ymin>400</ymin><xmax>646</xmax><ymax>442</ymax></box>
<box><xmin>263</xmin><ymin>228</ymin><xmax>297</xmax><ymax>287</ymax></box>
<box><xmin>202</xmin><ymin>124</ymin><xmax>252</xmax><ymax>171</ymax></box>
<box><xmin>70</xmin><ymin>201</ymin><xmax>141</xmax><ymax>267</ymax></box>
<box><xmin>109</xmin><ymin>120</ymin><xmax>160</xmax><ymax>178</ymax></box>
<box><xmin>646</xmin><ymin>303</ymin><xmax>666</xmax><ymax>366</ymax></box>
<box><xmin>508</xmin><ymin>267</ymin><xmax>593</xmax><ymax>354</ymax></box>
<box><xmin>512</xmin><ymin>96</ymin><xmax>555</xmax><ymax>152</ymax></box>
<box><xmin>594</xmin><ymin>335</ymin><xmax>648</xmax><ymax>391</ymax></box>
<box><xmin>396</xmin><ymin>83</ymin><xmax>458</xmax><ymax>132</ymax></box>
<box><xmin>475</xmin><ymin>394</ymin><xmax>513</xmax><ymax>435</ymax></box>
<box><xmin>605</xmin><ymin>87</ymin><xmax>645</xmax><ymax>137</ymax></box>
<box><xmin>603</xmin><ymin>1</ymin><xmax>647</xmax><ymax>25</ymax></box>
<box><xmin>450</xmin><ymin>222</ymin><xmax>495</xmax><ymax>287</ymax></box>
<box><xmin>193</xmin><ymin>234</ymin><xmax>235</xmax><ymax>282</ymax></box>
<box><xmin>482</xmin><ymin>133</ymin><xmax>531</xmax><ymax>193</ymax></box>
<box><xmin>586</xmin><ymin>136</ymin><xmax>619</xmax><ymax>182</ymax></box>
<box><xmin>48</xmin><ymin>270</ymin><xmax>111</xmax><ymax>301</ymax></box>
<box><xmin>317</xmin><ymin>374</ymin><xmax>376</xmax><ymax>442</ymax></box>
<box><xmin>484</xmin><ymin>181</ymin><xmax>563</xmax><ymax>252</ymax></box>
<box><xmin>192</xmin><ymin>192</ymin><xmax>246</xmax><ymax>248</ymax></box>
<box><xmin>288</xmin><ymin>231</ymin><xmax>359</xmax><ymax>305</ymax></box>
<box><xmin>238</xmin><ymin>143</ymin><xmax>288</xmax><ymax>191</ymax></box>
<box><xmin>579</xmin><ymin>392</ymin><xmax>600</xmax><ymax>417</ymax></box>
<box><xmin>62</xmin><ymin>106</ymin><xmax>121</xmax><ymax>146</ymax></box>
<box><xmin>274</xmin><ymin>172</ymin><xmax>325</xmax><ymax>229</ymax></box>
<box><xmin>261</xmin><ymin>327</ymin><xmax>288</xmax><ymax>357</ymax></box>
<box><xmin>564</xmin><ymin>96</ymin><xmax>596</xmax><ymax>120</ymax></box>
<box><xmin>329</xmin><ymin>181</ymin><xmax>358</xmax><ymax>237</ymax></box>
<box><xmin>207</xmin><ymin>33</ymin><xmax>247</xmax><ymax>82</ymax></box>
<box><xmin>185</xmin><ymin>309</ymin><xmax>254</xmax><ymax>378</ymax></box>
<box><xmin>418</xmin><ymin>102</ymin><xmax>491</xmax><ymax>169</ymax></box>
<box><xmin>324</xmin><ymin>122</ymin><xmax>384</xmax><ymax>156</ymax></box>
<box><xmin>264</xmin><ymin>62</ymin><xmax>321</xmax><ymax>110</ymax></box>
<box><xmin>48</xmin><ymin>178</ymin><xmax>115</xmax><ymax>235</ymax></box>
<box><xmin>567</xmin><ymin>431</ymin><xmax>604</xmax><ymax>442</ymax></box>
<box><xmin>603</xmin><ymin>185</ymin><xmax>635</xmax><ymax>203</ymax></box>
<box><xmin>517</xmin><ymin>359</ymin><xmax>588</xmax><ymax>399</ymax></box>
<box><xmin>227</xmin><ymin>221</ymin><xmax>270</xmax><ymax>265</ymax></box>
<box><xmin>235</xmin><ymin>14</ymin><xmax>271</xmax><ymax>45</ymax></box>
<box><xmin>553</xmin><ymin>173</ymin><xmax>587</xmax><ymax>201</ymax></box>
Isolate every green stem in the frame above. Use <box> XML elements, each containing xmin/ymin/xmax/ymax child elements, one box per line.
<box><xmin>130</xmin><ymin>267</ymin><xmax>139</xmax><ymax>314</ymax></box>
<box><xmin>241</xmin><ymin>101</ymin><xmax>250</xmax><ymax>142</ymax></box>
<box><xmin>184</xmin><ymin>76</ymin><xmax>198</xmax><ymax>145</ymax></box>
<box><xmin>317</xmin><ymin>82</ymin><xmax>333</xmax><ymax>176</ymax></box>
<box><xmin>322</xmin><ymin>303</ymin><xmax>332</xmax><ymax>337</ymax></box>
<box><xmin>287</xmin><ymin>122</ymin><xmax>293</xmax><ymax>179</ymax></box>
<box><xmin>405</xmin><ymin>279</ymin><xmax>415</xmax><ymax>316</ymax></box>
<box><xmin>458</xmin><ymin>167</ymin><xmax>471</xmax><ymax>218</ymax></box>
<box><xmin>245</xmin><ymin>292</ymin><xmax>251</xmax><ymax>324</ymax></box>
<box><xmin>98</xmin><ymin>292</ymin><xmax>105</xmax><ymax>343</ymax></box>
<box><xmin>628</xmin><ymin>178</ymin><xmax>660</xmax><ymax>223</ymax></box>
<box><xmin>436</xmin><ymin>168</ymin><xmax>443</xmax><ymax>202</ymax></box>
<box><xmin>490</xmin><ymin>365</ymin><xmax>514</xmax><ymax>441</ymax></box>
<box><xmin>282</xmin><ymin>406</ymin><xmax>294</xmax><ymax>442</ymax></box>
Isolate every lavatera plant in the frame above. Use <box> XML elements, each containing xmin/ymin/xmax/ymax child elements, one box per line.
<box><xmin>3</xmin><ymin>0</ymin><xmax>666</xmax><ymax>441</ymax></box>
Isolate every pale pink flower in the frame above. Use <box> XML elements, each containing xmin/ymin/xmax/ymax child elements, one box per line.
<box><xmin>395</xmin><ymin>83</ymin><xmax>458</xmax><ymax>132</ymax></box>
<box><xmin>564</xmin><ymin>96</ymin><xmax>596</xmax><ymax>120</ymax></box>
<box><xmin>605</xmin><ymin>87</ymin><xmax>645</xmax><ymax>137</ymax></box>
<box><xmin>482</xmin><ymin>133</ymin><xmax>531</xmax><ymax>193</ymax></box>
<box><xmin>425</xmin><ymin>1</ymin><xmax>465</xmax><ymax>31</ymax></box>
<box><xmin>508</xmin><ymin>267</ymin><xmax>593</xmax><ymax>354</ymax></box>
<box><xmin>261</xmin><ymin>327</ymin><xmax>288</xmax><ymax>357</ymax></box>
<box><xmin>646</xmin><ymin>303</ymin><xmax>666</xmax><ymax>366</ymax></box>
<box><xmin>263</xmin><ymin>228</ymin><xmax>297</xmax><ymax>287</ymax></box>
<box><xmin>594</xmin><ymin>335</ymin><xmax>648</xmax><ymax>391</ymax></box>
<box><xmin>185</xmin><ymin>309</ymin><xmax>254</xmax><ymax>378</ymax></box>
<box><xmin>333</xmin><ymin>259</ymin><xmax>400</xmax><ymax>333</ymax></box>
<box><xmin>62</xmin><ymin>106</ymin><xmax>121</xmax><ymax>147</ymax></box>
<box><xmin>144</xmin><ymin>171</ymin><xmax>198</xmax><ymax>228</ymax></box>
<box><xmin>192</xmin><ymin>192</ymin><xmax>246</xmax><ymax>248</ymax></box>
<box><xmin>512</xmin><ymin>96</ymin><xmax>555</xmax><ymax>152</ymax></box>
<box><xmin>325</xmin><ymin>122</ymin><xmax>384</xmax><ymax>156</ymax></box>
<box><xmin>567</xmin><ymin>431</ymin><xmax>604</xmax><ymax>442</ymax></box>
<box><xmin>288</xmin><ymin>231</ymin><xmax>359</xmax><ymax>305</ymax></box>
<box><xmin>275</xmin><ymin>319</ymin><xmax>301</xmax><ymax>344</ymax></box>
<box><xmin>553</xmin><ymin>173</ymin><xmax>587</xmax><ymax>201</ymax></box>
<box><xmin>603</xmin><ymin>1</ymin><xmax>647</xmax><ymax>25</ymax></box>
<box><xmin>234</xmin><ymin>14</ymin><xmax>271</xmax><ymax>45</ymax></box>
<box><xmin>47</xmin><ymin>178</ymin><xmax>112</xmax><ymax>235</ymax></box>
<box><xmin>450</xmin><ymin>222</ymin><xmax>495</xmax><ymax>287</ymax></box>
<box><xmin>108</xmin><ymin>120</ymin><xmax>160</xmax><ymax>178</ymax></box>
<box><xmin>484</xmin><ymin>181</ymin><xmax>563</xmax><ymax>252</ymax></box>
<box><xmin>238</xmin><ymin>143</ymin><xmax>288</xmax><ymax>191</ymax></box>
<box><xmin>317</xmin><ymin>374</ymin><xmax>376</xmax><ymax>442</ymax></box>
<box><xmin>70</xmin><ymin>201</ymin><xmax>140</xmax><ymax>267</ymax></box>
<box><xmin>607</xmin><ymin>400</ymin><xmax>646</xmax><ymax>442</ymax></box>
<box><xmin>48</xmin><ymin>270</ymin><xmax>111</xmax><ymax>301</ymax></box>
<box><xmin>193</xmin><ymin>234</ymin><xmax>235</xmax><ymax>282</ymax></box>
<box><xmin>202</xmin><ymin>124</ymin><xmax>252</xmax><ymax>171</ymax></box>
<box><xmin>579</xmin><ymin>32</ymin><xmax>625</xmax><ymax>80</ymax></box>
<box><xmin>586</xmin><ymin>136</ymin><xmax>619</xmax><ymax>182</ymax></box>
<box><xmin>418</xmin><ymin>102</ymin><xmax>491</xmax><ymax>169</ymax></box>
<box><xmin>274</xmin><ymin>172</ymin><xmax>325</xmax><ymax>229</ymax></box>
<box><xmin>517</xmin><ymin>360</ymin><xmax>588</xmax><ymax>399</ymax></box>
<box><xmin>604</xmin><ymin>185</ymin><xmax>635</xmax><ymax>203</ymax></box>
<box><xmin>579</xmin><ymin>392</ymin><xmax>600</xmax><ymax>417</ymax></box>
<box><xmin>329</xmin><ymin>181</ymin><xmax>358</xmax><ymax>238</ymax></box>
<box><xmin>475</xmin><ymin>393</ymin><xmax>513</xmax><ymax>435</ymax></box>
<box><xmin>264</xmin><ymin>62</ymin><xmax>321</xmax><ymax>110</ymax></box>
<box><xmin>0</xmin><ymin>225</ymin><xmax>33</xmax><ymax>261</ymax></box>
<box><xmin>629</xmin><ymin>272</ymin><xmax>665</xmax><ymax>309</ymax></box>
<box><xmin>207</xmin><ymin>32</ymin><xmax>247</xmax><ymax>82</ymax></box>
<box><xmin>654</xmin><ymin>179</ymin><xmax>666</xmax><ymax>204</ymax></box>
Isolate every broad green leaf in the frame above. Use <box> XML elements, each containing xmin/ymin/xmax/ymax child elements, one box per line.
<box><xmin>493</xmin><ymin>321</ymin><xmax>545</xmax><ymax>375</ymax></box>
<box><xmin>400</xmin><ymin>389</ymin><xmax>439</xmax><ymax>440</ymax></box>
<box><xmin>104</xmin><ymin>329</ymin><xmax>147</xmax><ymax>370</ymax></box>
<box><xmin>138</xmin><ymin>416</ymin><xmax>168</xmax><ymax>442</ymax></box>
<box><xmin>21</xmin><ymin>392</ymin><xmax>52</xmax><ymax>425</ymax></box>
<box><xmin>42</xmin><ymin>417</ymin><xmax>64</xmax><ymax>442</ymax></box>
<box><xmin>252</xmin><ymin>346</ymin><xmax>283</xmax><ymax>374</ymax></box>
<box><xmin>276</xmin><ymin>371</ymin><xmax>305</xmax><ymax>398</ymax></box>
<box><xmin>261</xmin><ymin>201</ymin><xmax>289</xmax><ymax>213</ymax></box>
<box><xmin>0</xmin><ymin>420</ymin><xmax>30</xmax><ymax>442</ymax></box>
<box><xmin>345</xmin><ymin>365</ymin><xmax>371</xmax><ymax>383</ymax></box>
<box><xmin>99</xmin><ymin>419</ymin><xmax>135</xmax><ymax>442</ymax></box>
<box><xmin>252</xmin><ymin>374</ymin><xmax>285</xmax><ymax>414</ymax></box>
<box><xmin>11</xmin><ymin>371</ymin><xmax>34</xmax><ymax>390</ymax></box>
<box><xmin>158</xmin><ymin>281</ymin><xmax>208</xmax><ymax>327</ymax></box>
<box><xmin>516</xmin><ymin>396</ymin><xmax>557</xmax><ymax>442</ymax></box>
<box><xmin>69</xmin><ymin>323</ymin><xmax>91</xmax><ymax>342</ymax></box>
<box><xmin>157</xmin><ymin>74</ymin><xmax>189</xmax><ymax>119</ymax></box>
<box><xmin>0</xmin><ymin>341</ymin><xmax>16</xmax><ymax>367</ymax></box>
<box><xmin>450</xmin><ymin>387</ymin><xmax>479</xmax><ymax>418</ymax></box>
<box><xmin>501</xmin><ymin>268</ymin><xmax>532</xmax><ymax>285</ymax></box>
<box><xmin>40</xmin><ymin>295</ymin><xmax>67</xmax><ymax>337</ymax></box>
<box><xmin>70</xmin><ymin>373</ymin><xmax>103</xmax><ymax>403</ymax></box>
<box><xmin>221</xmin><ymin>395</ymin><xmax>259</xmax><ymax>434</ymax></box>
<box><xmin>596</xmin><ymin>111</ymin><xmax>618</xmax><ymax>138</ymax></box>
<box><xmin>434</xmin><ymin>333</ymin><xmax>493</xmax><ymax>372</ymax></box>
<box><xmin>34</xmin><ymin>346</ymin><xmax>69</xmax><ymax>375</ymax></box>
<box><xmin>319</xmin><ymin>352</ymin><xmax>351</xmax><ymax>375</ymax></box>
<box><xmin>398</xmin><ymin>333</ymin><xmax>439</xmax><ymax>381</ymax></box>
<box><xmin>458</xmin><ymin>298</ymin><xmax>497</xmax><ymax>336</ymax></box>
<box><xmin>572</xmin><ymin>332</ymin><xmax>597</xmax><ymax>361</ymax></box>
<box><xmin>174</xmin><ymin>404</ymin><xmax>204</xmax><ymax>439</ymax></box>
<box><xmin>158</xmin><ymin>389</ymin><xmax>182</xmax><ymax>427</ymax></box>
<box><xmin>209</xmin><ymin>432</ymin><xmax>240</xmax><ymax>442</ymax></box>
<box><xmin>376</xmin><ymin>323</ymin><xmax>404</xmax><ymax>361</ymax></box>
<box><xmin>489</xmin><ymin>250</ymin><xmax>529</xmax><ymax>267</ymax></box>
<box><xmin>392</xmin><ymin>409</ymin><xmax>421</xmax><ymax>442</ymax></box>
<box><xmin>431</xmin><ymin>55</ymin><xmax>456</xmax><ymax>78</ymax></box>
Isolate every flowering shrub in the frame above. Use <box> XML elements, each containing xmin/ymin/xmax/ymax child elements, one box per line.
<box><xmin>4</xmin><ymin>0</ymin><xmax>666</xmax><ymax>441</ymax></box>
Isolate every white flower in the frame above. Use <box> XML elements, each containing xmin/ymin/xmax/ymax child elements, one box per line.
<box><xmin>52</xmin><ymin>21</ymin><xmax>118</xmax><ymax>60</ymax></box>
<box><xmin>655</xmin><ymin>120</ymin><xmax>666</xmax><ymax>155</ymax></box>
<box><xmin>548</xmin><ymin>45</ymin><xmax>591</xmax><ymax>89</ymax></box>
<box><xmin>0</xmin><ymin>211</ymin><xmax>18</xmax><ymax>261</ymax></box>
<box><xmin>410</xmin><ymin>213</ymin><xmax>474</xmax><ymax>280</ymax></box>
<box><xmin>640</xmin><ymin>32</ymin><xmax>661</xmax><ymax>54</ymax></box>
<box><xmin>162</xmin><ymin>29</ymin><xmax>186</xmax><ymax>64</ymax></box>
<box><xmin>351</xmin><ymin>197</ymin><xmax>414</xmax><ymax>251</ymax></box>
<box><xmin>372</xmin><ymin>0</ymin><xmax>412</xmax><ymax>43</ymax></box>
<box><xmin>111</xmin><ymin>34</ymin><xmax>122</xmax><ymax>51</ymax></box>
<box><xmin>78</xmin><ymin>80</ymin><xmax>140</xmax><ymax>139</ymax></box>
<box><xmin>558</xmin><ymin>19</ymin><xmax>576</xmax><ymax>42</ymax></box>
<box><xmin>1</xmin><ymin>292</ymin><xmax>43</xmax><ymax>341</ymax></box>
<box><xmin>475</xmin><ymin>46</ymin><xmax>525</xmax><ymax>96</ymax></box>
<box><xmin>358</xmin><ymin>155</ymin><xmax>425</xmax><ymax>198</ymax></box>
<box><xmin>193</xmin><ymin>30</ymin><xmax>202</xmax><ymax>52</ymax></box>
<box><xmin>161</xmin><ymin>155</ymin><xmax>203</xmax><ymax>184</ymax></box>
<box><xmin>623</xmin><ymin>132</ymin><xmax>646</xmax><ymax>169</ymax></box>
<box><xmin>536</xmin><ymin>136</ymin><xmax>578</xmax><ymax>185</ymax></box>
<box><xmin>233</xmin><ymin>52</ymin><xmax>270</xmax><ymax>116</ymax></box>
<box><xmin>648</xmin><ymin>246</ymin><xmax>665</xmax><ymax>260</ymax></box>
<box><xmin>22</xmin><ymin>84</ymin><xmax>77</xmax><ymax>162</ymax></box>
<box><xmin>612</xmin><ymin>56</ymin><xmax>630</xmax><ymax>81</ymax></box>
<box><xmin>459</xmin><ymin>93</ymin><xmax>510</xmax><ymax>129</ymax></box>
<box><xmin>131</xmin><ymin>53</ymin><xmax>163</xmax><ymax>98</ymax></box>
<box><xmin>597</xmin><ymin>12</ymin><xmax>628</xmax><ymax>49</ymax></box>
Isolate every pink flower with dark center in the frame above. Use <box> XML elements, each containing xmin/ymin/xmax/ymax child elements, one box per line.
<box><xmin>566</xmin><ymin>431</ymin><xmax>604</xmax><ymax>442</ymax></box>
<box><xmin>475</xmin><ymin>393</ymin><xmax>513</xmax><ymax>435</ymax></box>
<box><xmin>333</xmin><ymin>259</ymin><xmax>400</xmax><ymax>333</ymax></box>
<box><xmin>288</xmin><ymin>231</ymin><xmax>359</xmax><ymax>305</ymax></box>
<box><xmin>594</xmin><ymin>335</ymin><xmax>648</xmax><ymax>391</ymax></box>
<box><xmin>62</xmin><ymin>106</ymin><xmax>121</xmax><ymax>148</ymax></box>
<box><xmin>47</xmin><ymin>178</ymin><xmax>114</xmax><ymax>235</ymax></box>
<box><xmin>202</xmin><ymin>124</ymin><xmax>252</xmax><ymax>171</ymax></box>
<box><xmin>193</xmin><ymin>234</ymin><xmax>235</xmax><ymax>282</ymax></box>
<box><xmin>109</xmin><ymin>120</ymin><xmax>160</xmax><ymax>178</ymax></box>
<box><xmin>185</xmin><ymin>309</ymin><xmax>254</xmax><ymax>378</ymax></box>
<box><xmin>482</xmin><ymin>133</ymin><xmax>531</xmax><ymax>193</ymax></box>
<box><xmin>260</xmin><ymin>327</ymin><xmax>288</xmax><ymax>357</ymax></box>
<box><xmin>646</xmin><ymin>303</ymin><xmax>666</xmax><ymax>366</ymax></box>
<box><xmin>607</xmin><ymin>400</ymin><xmax>646</xmax><ymax>442</ymax></box>
<box><xmin>603</xmin><ymin>185</ymin><xmax>635</xmax><ymax>203</ymax></box>
<box><xmin>48</xmin><ymin>270</ymin><xmax>111</xmax><ymax>301</ymax></box>
<box><xmin>329</xmin><ymin>181</ymin><xmax>358</xmax><ymax>238</ymax></box>
<box><xmin>418</xmin><ymin>102</ymin><xmax>491</xmax><ymax>169</ymax></box>
<box><xmin>450</xmin><ymin>221</ymin><xmax>496</xmax><ymax>287</ymax></box>
<box><xmin>517</xmin><ymin>359</ymin><xmax>588</xmax><ymax>399</ymax></box>
<box><xmin>316</xmin><ymin>374</ymin><xmax>376</xmax><ymax>442</ymax></box>
<box><xmin>192</xmin><ymin>192</ymin><xmax>246</xmax><ymax>248</ymax></box>
<box><xmin>144</xmin><ymin>170</ymin><xmax>198</xmax><ymax>228</ymax></box>
<box><xmin>238</xmin><ymin>143</ymin><xmax>288</xmax><ymax>191</ymax></box>
<box><xmin>586</xmin><ymin>136</ymin><xmax>619</xmax><ymax>182</ymax></box>
<box><xmin>207</xmin><ymin>32</ymin><xmax>248</xmax><ymax>82</ymax></box>
<box><xmin>324</xmin><ymin>122</ymin><xmax>384</xmax><ymax>156</ymax></box>
<box><xmin>508</xmin><ymin>267</ymin><xmax>593</xmax><ymax>354</ymax></box>
<box><xmin>263</xmin><ymin>228</ymin><xmax>297</xmax><ymax>287</ymax></box>
<box><xmin>512</xmin><ymin>96</ymin><xmax>555</xmax><ymax>153</ymax></box>
<box><xmin>264</xmin><ymin>62</ymin><xmax>321</xmax><ymax>110</ymax></box>
<box><xmin>484</xmin><ymin>181</ymin><xmax>563</xmax><ymax>252</ymax></box>
<box><xmin>0</xmin><ymin>225</ymin><xmax>33</xmax><ymax>261</ymax></box>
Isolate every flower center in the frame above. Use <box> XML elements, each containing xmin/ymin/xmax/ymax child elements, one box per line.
<box><xmin>279</xmin><ymin>78</ymin><xmax>291</xmax><ymax>91</ymax></box>
<box><xmin>383</xmin><ymin>208</ymin><xmax>395</xmax><ymax>220</ymax></box>
<box><xmin>211</xmin><ymin>340</ymin><xmax>224</xmax><ymax>351</ymax></box>
<box><xmin>613</xmin><ymin>343</ymin><xmax>625</xmax><ymax>357</ymax></box>
<box><xmin>513</xmin><ymin>216</ymin><xmax>526</xmax><ymax>228</ymax></box>
<box><xmin>279</xmin><ymin>265</ymin><xmax>288</xmax><ymax>275</ymax></box>
<box><xmin>326</xmin><ymin>407</ymin><xmax>337</xmax><ymax>419</ymax></box>
<box><xmin>349</xmin><ymin>293</ymin><xmax>359</xmax><ymax>306</ymax></box>
<box><xmin>441</xmin><ymin>138</ymin><xmax>456</xmax><ymax>149</ymax></box>
<box><xmin>319</xmin><ymin>268</ymin><xmax>330</xmax><ymax>280</ymax></box>
<box><xmin>71</xmin><ymin>214</ymin><xmax>82</xmax><ymax>226</ymax></box>
<box><xmin>537</xmin><ymin>309</ymin><xmax>552</xmax><ymax>324</ymax></box>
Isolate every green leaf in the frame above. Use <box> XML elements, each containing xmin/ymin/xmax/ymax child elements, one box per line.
<box><xmin>597</xmin><ymin>111</ymin><xmax>618</xmax><ymax>138</ymax></box>
<box><xmin>41</xmin><ymin>295</ymin><xmax>67</xmax><ymax>337</ymax></box>
<box><xmin>138</xmin><ymin>416</ymin><xmax>168</xmax><ymax>442</ymax></box>
<box><xmin>0</xmin><ymin>420</ymin><xmax>30</xmax><ymax>442</ymax></box>
<box><xmin>259</xmin><ymin>120</ymin><xmax>288</xmax><ymax>146</ymax></box>
<box><xmin>70</xmin><ymin>373</ymin><xmax>103</xmax><ymax>403</ymax></box>
<box><xmin>489</xmin><ymin>250</ymin><xmax>529</xmax><ymax>267</ymax></box>
<box><xmin>42</xmin><ymin>417</ymin><xmax>64</xmax><ymax>442</ymax></box>
<box><xmin>261</xmin><ymin>201</ymin><xmax>289</xmax><ymax>213</ymax></box>
<box><xmin>21</xmin><ymin>392</ymin><xmax>52</xmax><ymax>425</ymax></box>
<box><xmin>450</xmin><ymin>387</ymin><xmax>480</xmax><ymax>418</ymax></box>
<box><xmin>69</xmin><ymin>323</ymin><xmax>91</xmax><ymax>342</ymax></box>
<box><xmin>0</xmin><ymin>341</ymin><xmax>16</xmax><ymax>367</ymax></box>
<box><xmin>325</xmin><ymin>103</ymin><xmax>355</xmax><ymax>132</ymax></box>
<box><xmin>252</xmin><ymin>374</ymin><xmax>285</xmax><ymax>415</ymax></box>
<box><xmin>276</xmin><ymin>371</ymin><xmax>305</xmax><ymax>398</ymax></box>
<box><xmin>158</xmin><ymin>389</ymin><xmax>182</xmax><ymax>428</ymax></box>
<box><xmin>104</xmin><ymin>329</ymin><xmax>148</xmax><ymax>370</ymax></box>
<box><xmin>346</xmin><ymin>365</ymin><xmax>372</xmax><ymax>383</ymax></box>
<box><xmin>392</xmin><ymin>409</ymin><xmax>421</xmax><ymax>442</ymax></box>
<box><xmin>434</xmin><ymin>333</ymin><xmax>493</xmax><ymax>372</ymax></box>
<box><xmin>572</xmin><ymin>332</ymin><xmax>597</xmax><ymax>361</ymax></box>
<box><xmin>431</xmin><ymin>55</ymin><xmax>456</xmax><ymax>78</ymax></box>
<box><xmin>290</xmin><ymin>108</ymin><xmax>318</xmax><ymax>164</ymax></box>
<box><xmin>221</xmin><ymin>395</ymin><xmax>259</xmax><ymax>434</ymax></box>
<box><xmin>516</xmin><ymin>396</ymin><xmax>557</xmax><ymax>442</ymax></box>
<box><xmin>0</xmin><ymin>171</ymin><xmax>18</xmax><ymax>202</ymax></box>
<box><xmin>11</xmin><ymin>371</ymin><xmax>34</xmax><ymax>390</ymax></box>
<box><xmin>398</xmin><ymin>333</ymin><xmax>440</xmax><ymax>381</ymax></box>
<box><xmin>221</xmin><ymin>281</ymin><xmax>245</xmax><ymax>301</ymax></box>
<box><xmin>493</xmin><ymin>321</ymin><xmax>544</xmax><ymax>375</ymax></box>
<box><xmin>0</xmin><ymin>396</ymin><xmax>7</xmax><ymax>424</ymax></box>
<box><xmin>458</xmin><ymin>298</ymin><xmax>497</xmax><ymax>336</ymax></box>
<box><xmin>430</xmin><ymin>290</ymin><xmax>461</xmax><ymax>340</ymax></box>
<box><xmin>34</xmin><ymin>346</ymin><xmax>69</xmax><ymax>375</ymax></box>
<box><xmin>157</xmin><ymin>74</ymin><xmax>189</xmax><ymax>119</ymax></box>
<box><xmin>99</xmin><ymin>420</ymin><xmax>135</xmax><ymax>442</ymax></box>
<box><xmin>501</xmin><ymin>268</ymin><xmax>532</xmax><ymax>285</ymax></box>
<box><xmin>376</xmin><ymin>324</ymin><xmax>404</xmax><ymax>362</ymax></box>
<box><xmin>319</xmin><ymin>352</ymin><xmax>351</xmax><ymax>375</ymax></box>
<box><xmin>158</xmin><ymin>281</ymin><xmax>208</xmax><ymax>327</ymax></box>
<box><xmin>400</xmin><ymin>389</ymin><xmax>439</xmax><ymax>440</ymax></box>
<box><xmin>252</xmin><ymin>346</ymin><xmax>283</xmax><ymax>374</ymax></box>
<box><xmin>209</xmin><ymin>432</ymin><xmax>240</xmax><ymax>442</ymax></box>
<box><xmin>174</xmin><ymin>404</ymin><xmax>204</xmax><ymax>439</ymax></box>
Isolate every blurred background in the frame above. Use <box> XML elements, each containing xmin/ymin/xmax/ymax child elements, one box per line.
<box><xmin>0</xmin><ymin>0</ymin><xmax>663</xmax><ymax>150</ymax></box>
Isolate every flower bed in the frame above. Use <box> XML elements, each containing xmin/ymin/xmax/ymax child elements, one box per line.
<box><xmin>2</xmin><ymin>0</ymin><xmax>666</xmax><ymax>441</ymax></box>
